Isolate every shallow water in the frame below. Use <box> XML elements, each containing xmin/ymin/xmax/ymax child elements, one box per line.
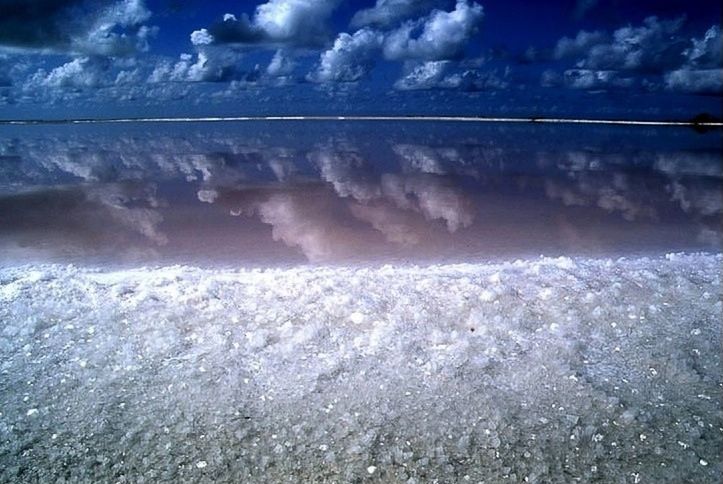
<box><xmin>0</xmin><ymin>121</ymin><xmax>720</xmax><ymax>266</ymax></box>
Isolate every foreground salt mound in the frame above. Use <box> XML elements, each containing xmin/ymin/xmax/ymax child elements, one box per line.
<box><xmin>0</xmin><ymin>255</ymin><xmax>720</xmax><ymax>483</ymax></box>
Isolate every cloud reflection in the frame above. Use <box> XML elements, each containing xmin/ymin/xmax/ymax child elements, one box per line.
<box><xmin>0</xmin><ymin>125</ymin><xmax>720</xmax><ymax>264</ymax></box>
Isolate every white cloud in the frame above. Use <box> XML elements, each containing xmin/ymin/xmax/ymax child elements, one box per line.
<box><xmin>197</xmin><ymin>189</ymin><xmax>219</xmax><ymax>203</ymax></box>
<box><xmin>198</xmin><ymin>0</ymin><xmax>340</xmax><ymax>47</ymax></box>
<box><xmin>383</xmin><ymin>0</ymin><xmax>484</xmax><ymax>61</ymax></box>
<box><xmin>563</xmin><ymin>69</ymin><xmax>634</xmax><ymax>90</ymax></box>
<box><xmin>350</xmin><ymin>0</ymin><xmax>443</xmax><ymax>29</ymax></box>
<box><xmin>71</xmin><ymin>0</ymin><xmax>155</xmax><ymax>56</ymax></box>
<box><xmin>114</xmin><ymin>68</ymin><xmax>141</xmax><ymax>85</ymax></box>
<box><xmin>394</xmin><ymin>62</ymin><xmax>507</xmax><ymax>91</ymax></box>
<box><xmin>190</xmin><ymin>29</ymin><xmax>214</xmax><ymax>46</ymax></box>
<box><xmin>151</xmin><ymin>48</ymin><xmax>244</xmax><ymax>83</ymax></box>
<box><xmin>663</xmin><ymin>25</ymin><xmax>722</xmax><ymax>94</ymax></box>
<box><xmin>554</xmin><ymin>30</ymin><xmax>607</xmax><ymax>60</ymax></box>
<box><xmin>266</xmin><ymin>50</ymin><xmax>295</xmax><ymax>77</ymax></box>
<box><xmin>394</xmin><ymin>61</ymin><xmax>450</xmax><ymax>90</ymax></box>
<box><xmin>393</xmin><ymin>144</ymin><xmax>456</xmax><ymax>174</ymax></box>
<box><xmin>563</xmin><ymin>17</ymin><xmax>687</xmax><ymax>73</ymax></box>
<box><xmin>664</xmin><ymin>69</ymin><xmax>722</xmax><ymax>94</ymax></box>
<box><xmin>348</xmin><ymin>202</ymin><xmax>421</xmax><ymax>246</ymax></box>
<box><xmin>251</xmin><ymin>191</ymin><xmax>358</xmax><ymax>262</ymax></box>
<box><xmin>0</xmin><ymin>0</ymin><xmax>154</xmax><ymax>56</ymax></box>
<box><xmin>148</xmin><ymin>60</ymin><xmax>172</xmax><ymax>83</ymax></box>
<box><xmin>309</xmin><ymin>0</ymin><xmax>483</xmax><ymax>83</ymax></box>
<box><xmin>381</xmin><ymin>173</ymin><xmax>474</xmax><ymax>232</ymax></box>
<box><xmin>684</xmin><ymin>25</ymin><xmax>721</xmax><ymax>68</ymax></box>
<box><xmin>85</xmin><ymin>183</ymin><xmax>168</xmax><ymax>246</ymax></box>
<box><xmin>308</xmin><ymin>29</ymin><xmax>384</xmax><ymax>83</ymax></box>
<box><xmin>29</xmin><ymin>57</ymin><xmax>107</xmax><ymax>89</ymax></box>
<box><xmin>541</xmin><ymin>69</ymin><xmax>562</xmax><ymax>87</ymax></box>
<box><xmin>550</xmin><ymin>18</ymin><xmax>722</xmax><ymax>93</ymax></box>
<box><xmin>255</xmin><ymin>0</ymin><xmax>338</xmax><ymax>44</ymax></box>
<box><xmin>311</xmin><ymin>148</ymin><xmax>381</xmax><ymax>201</ymax></box>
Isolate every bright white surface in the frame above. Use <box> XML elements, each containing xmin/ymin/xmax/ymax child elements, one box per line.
<box><xmin>0</xmin><ymin>254</ymin><xmax>720</xmax><ymax>482</ymax></box>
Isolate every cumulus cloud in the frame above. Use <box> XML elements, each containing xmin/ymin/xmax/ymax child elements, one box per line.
<box><xmin>348</xmin><ymin>201</ymin><xmax>422</xmax><ymax>245</ymax></box>
<box><xmin>27</xmin><ymin>57</ymin><xmax>108</xmax><ymax>89</ymax></box>
<box><xmin>684</xmin><ymin>25</ymin><xmax>721</xmax><ymax>69</ymax></box>
<box><xmin>556</xmin><ymin>17</ymin><xmax>687</xmax><ymax>73</ymax></box>
<box><xmin>310</xmin><ymin>0</ymin><xmax>483</xmax><ymax>84</ymax></box>
<box><xmin>350</xmin><ymin>0</ymin><xmax>445</xmax><ymax>29</ymax></box>
<box><xmin>394</xmin><ymin>61</ymin><xmax>452</xmax><ymax>90</ymax></box>
<box><xmin>150</xmin><ymin>49</ymin><xmax>247</xmax><ymax>83</ymax></box>
<box><xmin>383</xmin><ymin>0</ymin><xmax>484</xmax><ymax>61</ymax></box>
<box><xmin>85</xmin><ymin>183</ymin><xmax>168</xmax><ymax>246</ymax></box>
<box><xmin>553</xmin><ymin>30</ymin><xmax>608</xmax><ymax>60</ymax></box>
<box><xmin>310</xmin><ymin>148</ymin><xmax>381</xmax><ymax>201</ymax></box>
<box><xmin>308</xmin><ymin>143</ymin><xmax>474</xmax><ymax>233</ymax></box>
<box><xmin>664</xmin><ymin>26</ymin><xmax>722</xmax><ymax>94</ymax></box>
<box><xmin>307</xmin><ymin>29</ymin><xmax>384</xmax><ymax>83</ymax></box>
<box><xmin>664</xmin><ymin>69</ymin><xmax>722</xmax><ymax>95</ymax></box>
<box><xmin>393</xmin><ymin>144</ymin><xmax>451</xmax><ymax>173</ymax></box>
<box><xmin>192</xmin><ymin>0</ymin><xmax>340</xmax><ymax>48</ymax></box>
<box><xmin>266</xmin><ymin>49</ymin><xmax>296</xmax><ymax>77</ymax></box>
<box><xmin>0</xmin><ymin>0</ymin><xmax>154</xmax><ymax>56</ymax></box>
<box><xmin>394</xmin><ymin>61</ymin><xmax>508</xmax><ymax>91</ymax></box>
<box><xmin>563</xmin><ymin>69</ymin><xmax>634</xmax><ymax>90</ymax></box>
<box><xmin>443</xmin><ymin>68</ymin><xmax>509</xmax><ymax>91</ymax></box>
<box><xmin>381</xmin><ymin>173</ymin><xmax>475</xmax><ymax>232</ymax></box>
<box><xmin>548</xmin><ymin>17</ymin><xmax>722</xmax><ymax>93</ymax></box>
<box><xmin>190</xmin><ymin>29</ymin><xmax>214</xmax><ymax>46</ymax></box>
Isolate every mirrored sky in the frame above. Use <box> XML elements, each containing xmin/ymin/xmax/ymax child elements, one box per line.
<box><xmin>1</xmin><ymin>121</ymin><xmax>720</xmax><ymax>266</ymax></box>
<box><xmin>0</xmin><ymin>0</ymin><xmax>721</xmax><ymax>119</ymax></box>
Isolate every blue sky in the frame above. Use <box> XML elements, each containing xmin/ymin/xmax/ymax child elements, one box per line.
<box><xmin>0</xmin><ymin>0</ymin><xmax>721</xmax><ymax>119</ymax></box>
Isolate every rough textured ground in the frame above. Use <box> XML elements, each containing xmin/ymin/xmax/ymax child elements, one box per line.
<box><xmin>0</xmin><ymin>254</ymin><xmax>721</xmax><ymax>483</ymax></box>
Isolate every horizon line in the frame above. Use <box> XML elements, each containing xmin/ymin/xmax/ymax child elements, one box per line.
<box><xmin>1</xmin><ymin>115</ymin><xmax>722</xmax><ymax>127</ymax></box>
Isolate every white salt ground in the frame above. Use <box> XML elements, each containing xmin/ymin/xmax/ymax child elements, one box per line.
<box><xmin>0</xmin><ymin>254</ymin><xmax>720</xmax><ymax>483</ymax></box>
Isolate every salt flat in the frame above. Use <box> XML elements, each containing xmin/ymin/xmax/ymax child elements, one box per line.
<box><xmin>1</xmin><ymin>254</ymin><xmax>720</xmax><ymax>483</ymax></box>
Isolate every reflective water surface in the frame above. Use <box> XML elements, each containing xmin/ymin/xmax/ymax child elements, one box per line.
<box><xmin>0</xmin><ymin>121</ymin><xmax>720</xmax><ymax>266</ymax></box>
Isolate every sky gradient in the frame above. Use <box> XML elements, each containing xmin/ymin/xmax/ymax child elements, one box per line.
<box><xmin>0</xmin><ymin>0</ymin><xmax>721</xmax><ymax>119</ymax></box>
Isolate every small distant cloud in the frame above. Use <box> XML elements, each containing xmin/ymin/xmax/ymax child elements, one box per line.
<box><xmin>350</xmin><ymin>0</ymin><xmax>446</xmax><ymax>29</ymax></box>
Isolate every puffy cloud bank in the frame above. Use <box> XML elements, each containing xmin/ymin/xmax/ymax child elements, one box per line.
<box><xmin>0</xmin><ymin>0</ymin><xmax>154</xmax><ymax>56</ymax></box>
<box><xmin>309</xmin><ymin>0</ymin><xmax>487</xmax><ymax>86</ymax></box>
<box><xmin>550</xmin><ymin>17</ymin><xmax>722</xmax><ymax>94</ymax></box>
<box><xmin>0</xmin><ymin>0</ymin><xmax>720</xmax><ymax>112</ymax></box>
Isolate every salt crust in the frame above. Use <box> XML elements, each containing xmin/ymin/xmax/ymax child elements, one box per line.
<box><xmin>0</xmin><ymin>254</ymin><xmax>720</xmax><ymax>482</ymax></box>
